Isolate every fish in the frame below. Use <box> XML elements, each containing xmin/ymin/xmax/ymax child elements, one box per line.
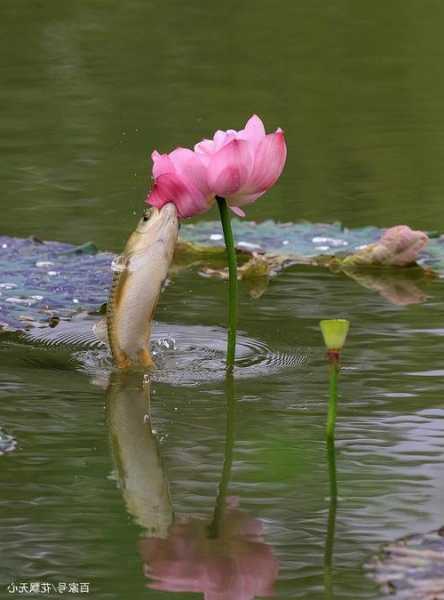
<box><xmin>22</xmin><ymin>203</ymin><xmax>179</xmax><ymax>364</ymax></box>
<box><xmin>106</xmin><ymin>202</ymin><xmax>179</xmax><ymax>369</ymax></box>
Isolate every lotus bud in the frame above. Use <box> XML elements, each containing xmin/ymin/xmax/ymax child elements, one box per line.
<box><xmin>320</xmin><ymin>319</ymin><xmax>350</xmax><ymax>361</ymax></box>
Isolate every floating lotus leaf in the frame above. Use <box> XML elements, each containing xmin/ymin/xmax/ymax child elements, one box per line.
<box><xmin>0</xmin><ymin>221</ymin><xmax>442</xmax><ymax>330</ymax></box>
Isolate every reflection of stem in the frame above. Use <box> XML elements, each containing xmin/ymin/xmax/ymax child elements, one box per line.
<box><xmin>325</xmin><ymin>354</ymin><xmax>339</xmax><ymax>598</ymax></box>
<box><xmin>217</xmin><ymin>196</ymin><xmax>238</xmax><ymax>373</ymax></box>
<box><xmin>326</xmin><ymin>357</ymin><xmax>339</xmax><ymax>443</ymax></box>
<box><xmin>324</xmin><ymin>436</ymin><xmax>338</xmax><ymax>600</ymax></box>
<box><xmin>208</xmin><ymin>373</ymin><xmax>237</xmax><ymax>538</ymax></box>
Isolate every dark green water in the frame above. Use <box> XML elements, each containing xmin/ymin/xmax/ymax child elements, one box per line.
<box><xmin>1</xmin><ymin>2</ymin><xmax>444</xmax><ymax>599</ymax></box>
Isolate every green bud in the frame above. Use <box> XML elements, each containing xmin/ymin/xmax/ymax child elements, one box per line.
<box><xmin>320</xmin><ymin>319</ymin><xmax>350</xmax><ymax>351</ymax></box>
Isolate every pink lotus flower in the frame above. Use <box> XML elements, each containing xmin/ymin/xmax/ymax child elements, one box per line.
<box><xmin>195</xmin><ymin>115</ymin><xmax>287</xmax><ymax>217</ymax></box>
<box><xmin>146</xmin><ymin>115</ymin><xmax>287</xmax><ymax>218</ymax></box>
<box><xmin>342</xmin><ymin>225</ymin><xmax>429</xmax><ymax>268</ymax></box>
<box><xmin>147</xmin><ymin>148</ymin><xmax>214</xmax><ymax>219</ymax></box>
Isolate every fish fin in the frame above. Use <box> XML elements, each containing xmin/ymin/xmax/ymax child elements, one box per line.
<box><xmin>93</xmin><ymin>318</ymin><xmax>109</xmax><ymax>344</ymax></box>
<box><xmin>24</xmin><ymin>320</ymin><xmax>107</xmax><ymax>349</ymax></box>
<box><xmin>114</xmin><ymin>350</ymin><xmax>132</xmax><ymax>369</ymax></box>
<box><xmin>138</xmin><ymin>347</ymin><xmax>155</xmax><ymax>369</ymax></box>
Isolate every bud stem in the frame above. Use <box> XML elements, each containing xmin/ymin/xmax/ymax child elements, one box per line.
<box><xmin>326</xmin><ymin>354</ymin><xmax>339</xmax><ymax>442</ymax></box>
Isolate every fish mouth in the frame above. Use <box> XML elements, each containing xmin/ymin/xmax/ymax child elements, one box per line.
<box><xmin>138</xmin><ymin>203</ymin><xmax>178</xmax><ymax>235</ymax></box>
<box><xmin>150</xmin><ymin>203</ymin><xmax>177</xmax><ymax>226</ymax></box>
<box><xmin>157</xmin><ymin>202</ymin><xmax>178</xmax><ymax>224</ymax></box>
<box><xmin>155</xmin><ymin>203</ymin><xmax>178</xmax><ymax>235</ymax></box>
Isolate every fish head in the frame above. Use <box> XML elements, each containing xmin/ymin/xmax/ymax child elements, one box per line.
<box><xmin>127</xmin><ymin>203</ymin><xmax>179</xmax><ymax>255</ymax></box>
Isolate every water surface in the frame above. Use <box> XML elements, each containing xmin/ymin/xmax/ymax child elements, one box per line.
<box><xmin>1</xmin><ymin>1</ymin><xmax>444</xmax><ymax>599</ymax></box>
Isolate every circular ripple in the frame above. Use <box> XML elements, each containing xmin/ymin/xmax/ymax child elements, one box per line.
<box><xmin>148</xmin><ymin>323</ymin><xmax>308</xmax><ymax>385</ymax></box>
<box><xmin>18</xmin><ymin>320</ymin><xmax>309</xmax><ymax>386</ymax></box>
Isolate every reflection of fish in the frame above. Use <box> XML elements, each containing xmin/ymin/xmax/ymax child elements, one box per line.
<box><xmin>106</xmin><ymin>372</ymin><xmax>173</xmax><ymax>537</ymax></box>
<box><xmin>106</xmin><ymin>204</ymin><xmax>178</xmax><ymax>368</ymax></box>
<box><xmin>106</xmin><ymin>371</ymin><xmax>280</xmax><ymax>597</ymax></box>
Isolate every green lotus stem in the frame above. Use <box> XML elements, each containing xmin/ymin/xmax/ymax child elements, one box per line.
<box><xmin>324</xmin><ymin>436</ymin><xmax>338</xmax><ymax>599</ymax></box>
<box><xmin>216</xmin><ymin>196</ymin><xmax>238</xmax><ymax>372</ymax></box>
<box><xmin>326</xmin><ymin>357</ymin><xmax>339</xmax><ymax>442</ymax></box>
<box><xmin>208</xmin><ymin>373</ymin><xmax>236</xmax><ymax>538</ymax></box>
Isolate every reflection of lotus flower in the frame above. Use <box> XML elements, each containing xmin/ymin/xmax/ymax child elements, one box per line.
<box><xmin>195</xmin><ymin>115</ymin><xmax>287</xmax><ymax>217</ymax></box>
<box><xmin>139</xmin><ymin>499</ymin><xmax>279</xmax><ymax>600</ymax></box>
<box><xmin>344</xmin><ymin>270</ymin><xmax>428</xmax><ymax>306</ymax></box>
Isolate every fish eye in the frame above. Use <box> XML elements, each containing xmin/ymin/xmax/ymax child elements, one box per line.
<box><xmin>142</xmin><ymin>207</ymin><xmax>153</xmax><ymax>222</ymax></box>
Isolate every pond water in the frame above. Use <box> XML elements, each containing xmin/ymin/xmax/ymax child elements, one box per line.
<box><xmin>1</xmin><ymin>1</ymin><xmax>444</xmax><ymax>599</ymax></box>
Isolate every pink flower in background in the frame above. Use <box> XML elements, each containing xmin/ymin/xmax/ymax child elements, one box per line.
<box><xmin>147</xmin><ymin>148</ymin><xmax>214</xmax><ymax>219</ymax></box>
<box><xmin>146</xmin><ymin>115</ymin><xmax>287</xmax><ymax>218</ymax></box>
<box><xmin>342</xmin><ymin>225</ymin><xmax>429</xmax><ymax>268</ymax></box>
<box><xmin>378</xmin><ymin>225</ymin><xmax>429</xmax><ymax>266</ymax></box>
<box><xmin>195</xmin><ymin>115</ymin><xmax>287</xmax><ymax>216</ymax></box>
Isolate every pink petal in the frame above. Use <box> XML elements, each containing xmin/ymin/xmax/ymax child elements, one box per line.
<box><xmin>242</xmin><ymin>114</ymin><xmax>266</xmax><ymax>146</ymax></box>
<box><xmin>229</xmin><ymin>206</ymin><xmax>246</xmax><ymax>217</ymax></box>
<box><xmin>247</xmin><ymin>130</ymin><xmax>287</xmax><ymax>193</ymax></box>
<box><xmin>146</xmin><ymin>186</ymin><xmax>166</xmax><ymax>210</ymax></box>
<box><xmin>228</xmin><ymin>191</ymin><xmax>264</xmax><ymax>208</ymax></box>
<box><xmin>169</xmin><ymin>147</ymin><xmax>211</xmax><ymax>196</ymax></box>
<box><xmin>213</xmin><ymin>130</ymin><xmax>229</xmax><ymax>149</ymax></box>
<box><xmin>194</xmin><ymin>138</ymin><xmax>215</xmax><ymax>156</ymax></box>
<box><xmin>146</xmin><ymin>173</ymin><xmax>210</xmax><ymax>219</ymax></box>
<box><xmin>152</xmin><ymin>151</ymin><xmax>174</xmax><ymax>178</ymax></box>
<box><xmin>207</xmin><ymin>139</ymin><xmax>253</xmax><ymax>197</ymax></box>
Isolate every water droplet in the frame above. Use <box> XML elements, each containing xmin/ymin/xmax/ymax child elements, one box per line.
<box><xmin>30</xmin><ymin>295</ymin><xmax>43</xmax><ymax>301</ymax></box>
<box><xmin>73</xmin><ymin>298</ymin><xmax>79</xmax><ymax>304</ymax></box>
<box><xmin>0</xmin><ymin>283</ymin><xmax>17</xmax><ymax>289</ymax></box>
<box><xmin>47</xmin><ymin>271</ymin><xmax>58</xmax><ymax>276</ymax></box>
<box><xmin>111</xmin><ymin>255</ymin><xmax>127</xmax><ymax>273</ymax></box>
<box><xmin>36</xmin><ymin>261</ymin><xmax>54</xmax><ymax>268</ymax></box>
<box><xmin>6</xmin><ymin>297</ymin><xmax>38</xmax><ymax>306</ymax></box>
<box><xmin>156</xmin><ymin>337</ymin><xmax>176</xmax><ymax>351</ymax></box>
<box><xmin>210</xmin><ymin>234</ymin><xmax>223</xmax><ymax>241</ymax></box>
<box><xmin>1</xmin><ymin>243</ymin><xmax>8</xmax><ymax>249</ymax></box>
<box><xmin>312</xmin><ymin>236</ymin><xmax>348</xmax><ymax>247</ymax></box>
